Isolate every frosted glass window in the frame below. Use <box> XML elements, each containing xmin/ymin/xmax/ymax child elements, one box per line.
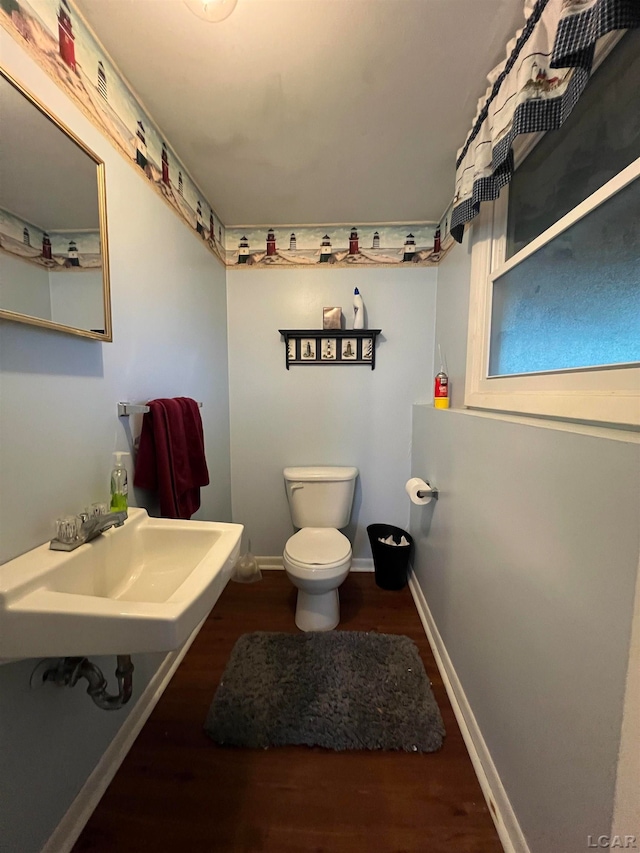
<box><xmin>506</xmin><ymin>29</ymin><xmax>640</xmax><ymax>259</ymax></box>
<box><xmin>489</xmin><ymin>177</ymin><xmax>640</xmax><ymax>376</ymax></box>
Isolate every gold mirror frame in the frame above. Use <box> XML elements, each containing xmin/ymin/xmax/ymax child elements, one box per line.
<box><xmin>0</xmin><ymin>68</ymin><xmax>112</xmax><ymax>341</ymax></box>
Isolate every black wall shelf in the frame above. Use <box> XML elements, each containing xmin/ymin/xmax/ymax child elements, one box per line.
<box><xmin>278</xmin><ymin>329</ymin><xmax>382</xmax><ymax>370</ymax></box>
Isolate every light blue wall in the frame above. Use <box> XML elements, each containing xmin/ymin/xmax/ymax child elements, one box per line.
<box><xmin>410</xmin><ymin>239</ymin><xmax>640</xmax><ymax>852</ymax></box>
<box><xmin>432</xmin><ymin>236</ymin><xmax>471</xmax><ymax>408</ymax></box>
<box><xmin>3</xmin><ymin>9</ymin><xmax>639</xmax><ymax>853</ymax></box>
<box><xmin>0</xmin><ymin>31</ymin><xmax>231</xmax><ymax>852</ymax></box>
<box><xmin>0</xmin><ymin>252</ymin><xmax>51</xmax><ymax>319</ymax></box>
<box><xmin>226</xmin><ymin>266</ymin><xmax>437</xmax><ymax>560</ymax></box>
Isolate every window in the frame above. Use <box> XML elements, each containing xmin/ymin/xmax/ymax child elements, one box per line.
<box><xmin>465</xmin><ymin>31</ymin><xmax>640</xmax><ymax>428</ymax></box>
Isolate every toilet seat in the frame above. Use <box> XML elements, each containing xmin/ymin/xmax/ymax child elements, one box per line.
<box><xmin>284</xmin><ymin>527</ymin><xmax>351</xmax><ymax>569</ymax></box>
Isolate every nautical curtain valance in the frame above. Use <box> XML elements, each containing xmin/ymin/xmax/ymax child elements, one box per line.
<box><xmin>450</xmin><ymin>0</ymin><xmax>640</xmax><ymax>243</ymax></box>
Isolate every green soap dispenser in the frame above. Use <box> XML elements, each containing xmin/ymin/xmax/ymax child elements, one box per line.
<box><xmin>110</xmin><ymin>451</ymin><xmax>129</xmax><ymax>512</ymax></box>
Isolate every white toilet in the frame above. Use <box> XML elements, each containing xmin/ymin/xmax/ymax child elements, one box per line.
<box><xmin>283</xmin><ymin>466</ymin><xmax>358</xmax><ymax>632</ymax></box>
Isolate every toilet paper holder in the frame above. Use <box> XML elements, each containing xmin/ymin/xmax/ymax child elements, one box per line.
<box><xmin>405</xmin><ymin>477</ymin><xmax>439</xmax><ymax>505</ymax></box>
<box><xmin>418</xmin><ymin>482</ymin><xmax>438</xmax><ymax>500</ymax></box>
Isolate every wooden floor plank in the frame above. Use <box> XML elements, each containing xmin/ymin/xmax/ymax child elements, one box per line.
<box><xmin>73</xmin><ymin>573</ymin><xmax>502</xmax><ymax>853</ymax></box>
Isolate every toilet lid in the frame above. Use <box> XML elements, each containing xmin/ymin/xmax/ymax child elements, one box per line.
<box><xmin>285</xmin><ymin>528</ymin><xmax>351</xmax><ymax>565</ymax></box>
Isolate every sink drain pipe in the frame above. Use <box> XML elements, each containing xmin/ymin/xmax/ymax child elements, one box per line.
<box><xmin>32</xmin><ymin>655</ymin><xmax>134</xmax><ymax>710</ymax></box>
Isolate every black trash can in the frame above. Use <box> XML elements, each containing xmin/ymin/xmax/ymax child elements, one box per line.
<box><xmin>367</xmin><ymin>524</ymin><xmax>413</xmax><ymax>590</ymax></box>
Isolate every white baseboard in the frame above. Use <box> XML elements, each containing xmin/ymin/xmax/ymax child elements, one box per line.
<box><xmin>45</xmin><ymin>566</ymin><xmax>518</xmax><ymax>853</ymax></box>
<box><xmin>41</xmin><ymin>618</ymin><xmax>206</xmax><ymax>853</ymax></box>
<box><xmin>350</xmin><ymin>558</ymin><xmax>374</xmax><ymax>572</ymax></box>
<box><xmin>408</xmin><ymin>571</ymin><xmax>530</xmax><ymax>853</ymax></box>
<box><xmin>257</xmin><ymin>556</ymin><xmax>374</xmax><ymax>572</ymax></box>
<box><xmin>257</xmin><ymin>556</ymin><xmax>285</xmax><ymax>570</ymax></box>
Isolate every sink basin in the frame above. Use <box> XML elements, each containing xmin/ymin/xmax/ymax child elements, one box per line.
<box><xmin>0</xmin><ymin>508</ymin><xmax>243</xmax><ymax>660</ymax></box>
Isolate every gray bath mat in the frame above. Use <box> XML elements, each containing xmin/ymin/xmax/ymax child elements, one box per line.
<box><xmin>204</xmin><ymin>631</ymin><xmax>445</xmax><ymax>752</ymax></box>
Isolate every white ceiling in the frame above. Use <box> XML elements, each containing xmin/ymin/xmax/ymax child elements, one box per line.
<box><xmin>75</xmin><ymin>0</ymin><xmax>525</xmax><ymax>227</ymax></box>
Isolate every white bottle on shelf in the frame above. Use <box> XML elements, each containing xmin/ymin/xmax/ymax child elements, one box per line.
<box><xmin>352</xmin><ymin>287</ymin><xmax>364</xmax><ymax>329</ymax></box>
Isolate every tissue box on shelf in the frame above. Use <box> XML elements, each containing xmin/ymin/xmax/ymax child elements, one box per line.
<box><xmin>323</xmin><ymin>307</ymin><xmax>342</xmax><ymax>329</ymax></box>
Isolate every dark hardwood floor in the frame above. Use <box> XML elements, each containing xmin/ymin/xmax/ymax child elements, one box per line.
<box><xmin>73</xmin><ymin>573</ymin><xmax>502</xmax><ymax>853</ymax></box>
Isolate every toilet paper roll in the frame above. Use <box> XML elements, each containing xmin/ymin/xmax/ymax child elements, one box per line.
<box><xmin>405</xmin><ymin>477</ymin><xmax>433</xmax><ymax>505</ymax></box>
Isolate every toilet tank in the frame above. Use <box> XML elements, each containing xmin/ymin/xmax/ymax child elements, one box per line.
<box><xmin>284</xmin><ymin>466</ymin><xmax>358</xmax><ymax>529</ymax></box>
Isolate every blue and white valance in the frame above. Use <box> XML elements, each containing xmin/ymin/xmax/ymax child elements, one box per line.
<box><xmin>450</xmin><ymin>0</ymin><xmax>640</xmax><ymax>243</ymax></box>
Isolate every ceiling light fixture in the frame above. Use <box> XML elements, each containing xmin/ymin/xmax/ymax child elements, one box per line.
<box><xmin>184</xmin><ymin>0</ymin><xmax>238</xmax><ymax>23</ymax></box>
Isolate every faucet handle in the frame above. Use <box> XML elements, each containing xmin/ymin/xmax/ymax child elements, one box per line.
<box><xmin>86</xmin><ymin>502</ymin><xmax>109</xmax><ymax>519</ymax></box>
<box><xmin>55</xmin><ymin>515</ymin><xmax>82</xmax><ymax>545</ymax></box>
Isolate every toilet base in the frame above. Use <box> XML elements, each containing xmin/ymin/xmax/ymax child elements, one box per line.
<box><xmin>295</xmin><ymin>589</ymin><xmax>339</xmax><ymax>632</ymax></box>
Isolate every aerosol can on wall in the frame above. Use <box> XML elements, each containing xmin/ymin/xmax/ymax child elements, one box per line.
<box><xmin>434</xmin><ymin>345</ymin><xmax>449</xmax><ymax>409</ymax></box>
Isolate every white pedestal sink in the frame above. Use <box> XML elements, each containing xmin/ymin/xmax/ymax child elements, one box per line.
<box><xmin>0</xmin><ymin>508</ymin><xmax>243</xmax><ymax>660</ymax></box>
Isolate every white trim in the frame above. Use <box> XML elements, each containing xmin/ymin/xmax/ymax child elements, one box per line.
<box><xmin>418</xmin><ymin>404</ymin><xmax>640</xmax><ymax>444</ymax></box>
<box><xmin>493</xmin><ymin>158</ymin><xmax>640</xmax><ymax>281</ymax></box>
<box><xmin>465</xmin><ymin>203</ymin><xmax>496</xmax><ymax>408</ymax></box>
<box><xmin>408</xmin><ymin>571</ymin><xmax>530</xmax><ymax>853</ymax></box>
<box><xmin>464</xmin><ymin>162</ymin><xmax>640</xmax><ymax>426</ymax></box>
<box><xmin>463</xmin><ymin>34</ymin><xmax>640</xmax><ymax>429</ymax></box>
<box><xmin>350</xmin><ymin>558</ymin><xmax>374</xmax><ymax>572</ymax></box>
<box><xmin>42</xmin><ymin>564</ymin><xmax>526</xmax><ymax>852</ymax></box>
<box><xmin>257</xmin><ymin>556</ymin><xmax>374</xmax><ymax>572</ymax></box>
<box><xmin>256</xmin><ymin>556</ymin><xmax>285</xmax><ymax>570</ymax></box>
<box><xmin>41</xmin><ymin>617</ymin><xmax>207</xmax><ymax>853</ymax></box>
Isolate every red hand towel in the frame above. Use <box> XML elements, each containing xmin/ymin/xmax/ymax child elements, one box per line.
<box><xmin>134</xmin><ymin>397</ymin><xmax>209</xmax><ymax>519</ymax></box>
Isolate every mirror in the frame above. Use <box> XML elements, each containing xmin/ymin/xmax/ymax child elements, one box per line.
<box><xmin>0</xmin><ymin>68</ymin><xmax>111</xmax><ymax>341</ymax></box>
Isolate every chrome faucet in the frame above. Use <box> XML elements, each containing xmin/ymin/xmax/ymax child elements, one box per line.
<box><xmin>50</xmin><ymin>510</ymin><xmax>128</xmax><ymax>551</ymax></box>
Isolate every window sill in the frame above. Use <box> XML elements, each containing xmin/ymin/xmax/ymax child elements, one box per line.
<box><xmin>414</xmin><ymin>403</ymin><xmax>640</xmax><ymax>444</ymax></box>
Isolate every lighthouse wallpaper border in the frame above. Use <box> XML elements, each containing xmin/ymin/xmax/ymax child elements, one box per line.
<box><xmin>225</xmin><ymin>223</ymin><xmax>447</xmax><ymax>269</ymax></box>
<box><xmin>0</xmin><ymin>206</ymin><xmax>101</xmax><ymax>269</ymax></box>
<box><xmin>0</xmin><ymin>0</ymin><xmax>227</xmax><ymax>264</ymax></box>
<box><xmin>0</xmin><ymin>0</ymin><xmax>456</xmax><ymax>271</ymax></box>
